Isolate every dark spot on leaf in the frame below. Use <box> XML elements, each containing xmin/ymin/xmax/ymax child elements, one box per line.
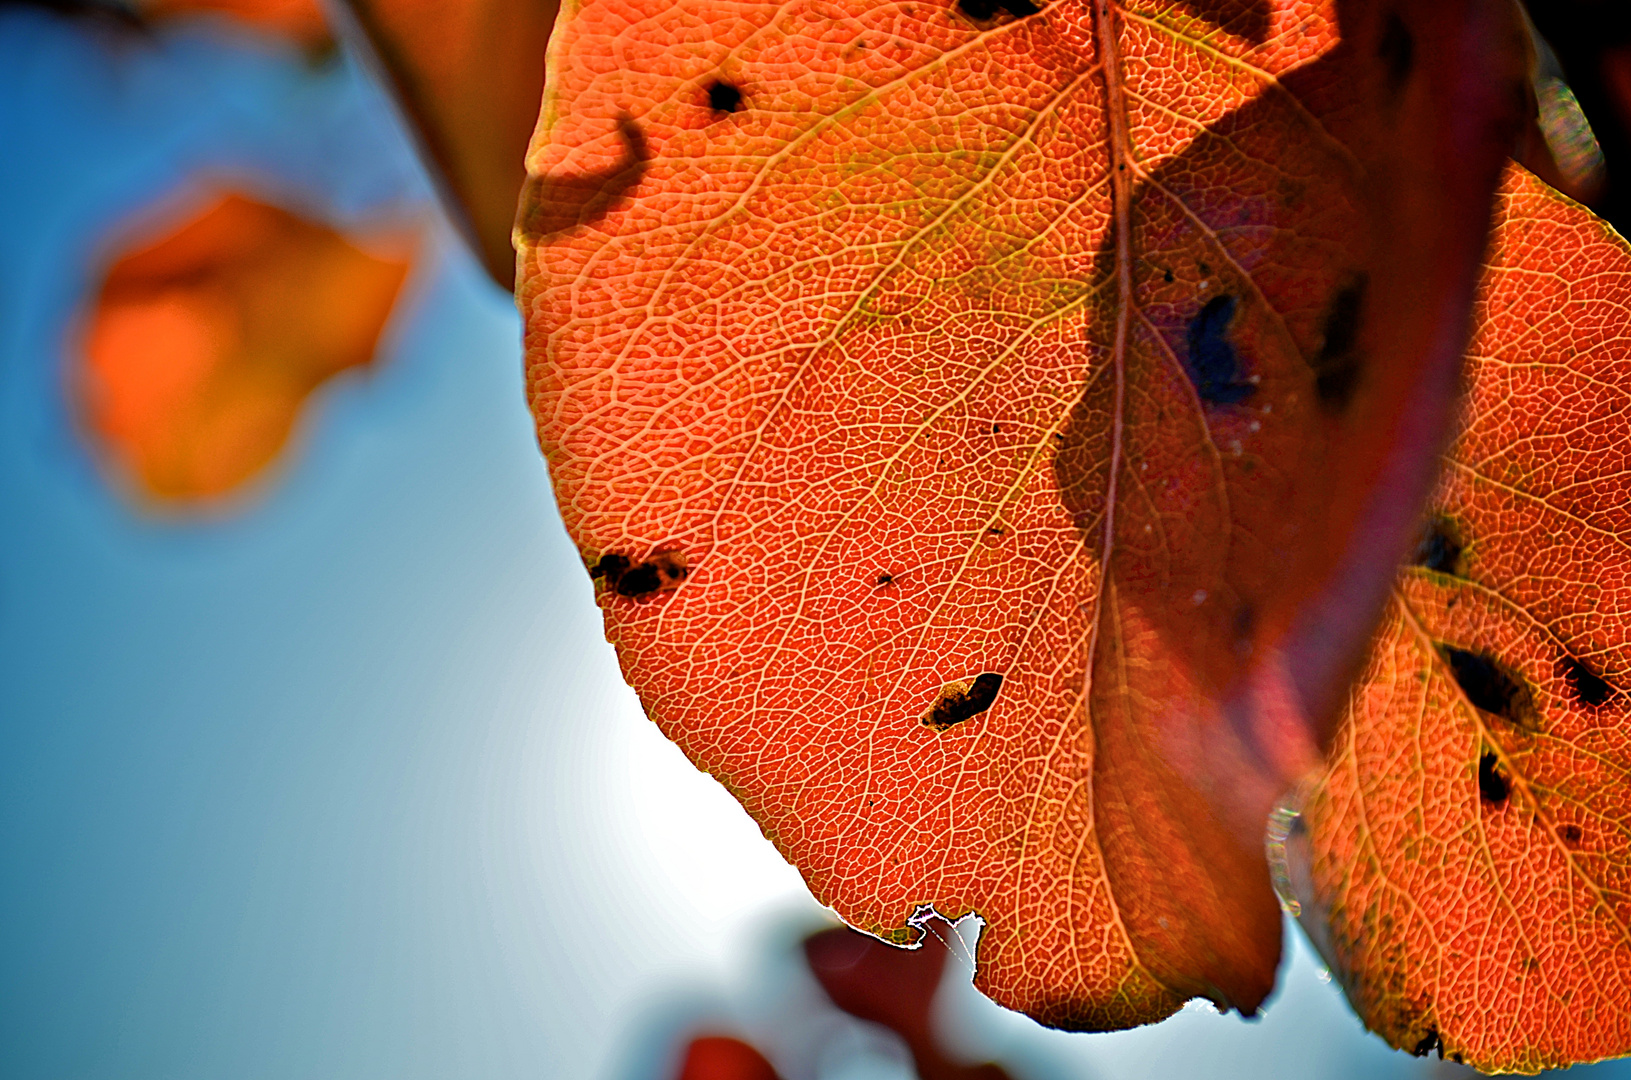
<box><xmin>589</xmin><ymin>552</ymin><xmax>630</xmax><ymax>580</ymax></box>
<box><xmin>593</xmin><ymin>549</ymin><xmax>689</xmax><ymax>598</ymax></box>
<box><xmin>924</xmin><ymin>672</ymin><xmax>1003</xmax><ymax>730</ymax></box>
<box><xmin>707</xmin><ymin>80</ymin><xmax>743</xmax><ymax>114</ymax></box>
<box><xmin>1561</xmin><ymin>654</ymin><xmax>1614</xmax><ymax>707</ymax></box>
<box><xmin>875</xmin><ymin>572</ymin><xmax>894</xmax><ymax>587</ymax></box>
<box><xmin>617</xmin><ymin>563</ymin><xmax>661</xmax><ymax>594</ymax></box>
<box><xmin>1198</xmin><ymin>261</ymin><xmax>1211</xmax><ymax>277</ymax></box>
<box><xmin>1310</xmin><ymin>277</ymin><xmax>1366</xmax><ymax>408</ymax></box>
<box><xmin>1478</xmin><ymin>752</ymin><xmax>1510</xmax><ymax>806</ymax></box>
<box><xmin>1232</xmin><ymin>603</ymin><xmax>1256</xmax><ymax>658</ymax></box>
<box><xmin>1412</xmin><ymin>1029</ymin><xmax>1441</xmax><ymax>1059</ymax></box>
<box><xmin>1410</xmin><ymin>515</ymin><xmax>1463</xmax><ymax>576</ymax></box>
<box><xmin>1234</xmin><ymin>603</ymin><xmax>1255</xmax><ymax>638</ymax></box>
<box><xmin>955</xmin><ymin>0</ymin><xmax>1037</xmax><ymax>20</ymax></box>
<box><xmin>1379</xmin><ymin>12</ymin><xmax>1414</xmax><ymax>95</ymax></box>
<box><xmin>1439</xmin><ymin>645</ymin><xmax>1538</xmax><ymax>729</ymax></box>
<box><xmin>1561</xmin><ymin>824</ymin><xmax>1583</xmax><ymax>844</ymax></box>
<box><xmin>1184</xmin><ymin>295</ymin><xmax>1254</xmax><ymax>404</ymax></box>
<box><xmin>1163</xmin><ymin>268</ymin><xmax>1174</xmax><ymax>284</ymax></box>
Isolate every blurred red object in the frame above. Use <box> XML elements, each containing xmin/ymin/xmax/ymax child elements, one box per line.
<box><xmin>804</xmin><ymin>926</ymin><xmax>1013</xmax><ymax>1080</ymax></box>
<box><xmin>674</xmin><ymin>1035</ymin><xmax>781</xmax><ymax>1080</ymax></box>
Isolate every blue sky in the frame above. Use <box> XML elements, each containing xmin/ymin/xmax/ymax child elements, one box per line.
<box><xmin>0</xmin><ymin>8</ymin><xmax>1624</xmax><ymax>1079</ymax></box>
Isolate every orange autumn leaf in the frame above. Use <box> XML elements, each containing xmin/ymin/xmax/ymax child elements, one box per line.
<box><xmin>77</xmin><ymin>193</ymin><xmax>411</xmax><ymax>504</ymax></box>
<box><xmin>522</xmin><ymin>0</ymin><xmax>1527</xmax><ymax>1036</ymax></box>
<box><xmin>338</xmin><ymin>0</ymin><xmax>559</xmax><ymax>287</ymax></box>
<box><xmin>1292</xmin><ymin>166</ymin><xmax>1631</xmax><ymax>1073</ymax></box>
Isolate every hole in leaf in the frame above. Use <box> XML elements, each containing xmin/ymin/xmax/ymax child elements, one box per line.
<box><xmin>955</xmin><ymin>0</ymin><xmax>1037</xmax><ymax>22</ymax></box>
<box><xmin>592</xmin><ymin>550</ymin><xmax>689</xmax><ymax>598</ymax></box>
<box><xmin>924</xmin><ymin>673</ymin><xmax>1003</xmax><ymax>730</ymax></box>
<box><xmin>707</xmin><ymin>80</ymin><xmax>744</xmax><ymax>114</ymax></box>
<box><xmin>1478</xmin><ymin>751</ymin><xmax>1510</xmax><ymax>806</ymax></box>
<box><xmin>1184</xmin><ymin>295</ymin><xmax>1254</xmax><ymax>405</ymax></box>
<box><xmin>1311</xmin><ymin>277</ymin><xmax>1366</xmax><ymax>408</ymax></box>
<box><xmin>1412</xmin><ymin>1029</ymin><xmax>1442</xmax><ymax>1059</ymax></box>
<box><xmin>1561</xmin><ymin>654</ymin><xmax>1613</xmax><ymax>707</ymax></box>
<box><xmin>1439</xmin><ymin>645</ymin><xmax>1537</xmax><ymax>729</ymax></box>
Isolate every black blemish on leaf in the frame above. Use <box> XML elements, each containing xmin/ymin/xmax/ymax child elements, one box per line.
<box><xmin>592</xmin><ymin>550</ymin><xmax>689</xmax><ymax>598</ymax></box>
<box><xmin>1379</xmin><ymin>12</ymin><xmax>1415</xmax><ymax>94</ymax></box>
<box><xmin>1561</xmin><ymin>654</ymin><xmax>1614</xmax><ymax>707</ymax></box>
<box><xmin>1232</xmin><ymin>603</ymin><xmax>1256</xmax><ymax>658</ymax></box>
<box><xmin>956</xmin><ymin>0</ymin><xmax>1037</xmax><ymax>20</ymax></box>
<box><xmin>875</xmin><ymin>572</ymin><xmax>894</xmax><ymax>587</ymax></box>
<box><xmin>1560</xmin><ymin>824</ymin><xmax>1584</xmax><ymax>844</ymax></box>
<box><xmin>707</xmin><ymin>80</ymin><xmax>744</xmax><ymax>114</ymax></box>
<box><xmin>924</xmin><ymin>672</ymin><xmax>1004</xmax><ymax>730</ymax></box>
<box><xmin>1311</xmin><ymin>278</ymin><xmax>1366</xmax><ymax>408</ymax></box>
<box><xmin>1412</xmin><ymin>1029</ymin><xmax>1442</xmax><ymax>1059</ymax></box>
<box><xmin>617</xmin><ymin>563</ymin><xmax>662</xmax><ymax>594</ymax></box>
<box><xmin>589</xmin><ymin>552</ymin><xmax>631</xmax><ymax>581</ymax></box>
<box><xmin>1163</xmin><ymin>268</ymin><xmax>1175</xmax><ymax>284</ymax></box>
<box><xmin>1184</xmin><ymin>295</ymin><xmax>1255</xmax><ymax>405</ymax></box>
<box><xmin>1439</xmin><ymin>645</ymin><xmax>1538</xmax><ymax>729</ymax></box>
<box><xmin>1410</xmin><ymin>515</ymin><xmax>1463</xmax><ymax>576</ymax></box>
<box><xmin>1478</xmin><ymin>751</ymin><xmax>1510</xmax><ymax>805</ymax></box>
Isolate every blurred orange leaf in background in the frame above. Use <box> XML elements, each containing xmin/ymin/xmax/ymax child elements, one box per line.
<box><xmin>76</xmin><ymin>192</ymin><xmax>413</xmax><ymax>505</ymax></box>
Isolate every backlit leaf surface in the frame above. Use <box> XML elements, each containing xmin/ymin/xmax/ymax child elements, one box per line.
<box><xmin>77</xmin><ymin>193</ymin><xmax>412</xmax><ymax>504</ymax></box>
<box><xmin>1296</xmin><ymin>166</ymin><xmax>1631</xmax><ymax>1073</ymax></box>
<box><xmin>520</xmin><ymin>0</ymin><xmax>1524</xmax><ymax>1026</ymax></box>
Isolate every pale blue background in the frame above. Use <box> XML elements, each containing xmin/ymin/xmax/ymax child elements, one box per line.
<box><xmin>0</xmin><ymin>9</ymin><xmax>1623</xmax><ymax>1079</ymax></box>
